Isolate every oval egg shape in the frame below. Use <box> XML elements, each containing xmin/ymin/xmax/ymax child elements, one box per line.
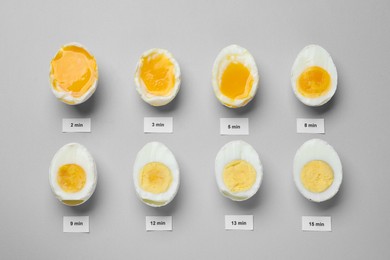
<box><xmin>291</xmin><ymin>45</ymin><xmax>337</xmax><ymax>106</ymax></box>
<box><xmin>293</xmin><ymin>139</ymin><xmax>342</xmax><ymax>202</ymax></box>
<box><xmin>133</xmin><ymin>142</ymin><xmax>180</xmax><ymax>207</ymax></box>
<box><xmin>215</xmin><ymin>140</ymin><xmax>263</xmax><ymax>201</ymax></box>
<box><xmin>49</xmin><ymin>143</ymin><xmax>97</xmax><ymax>206</ymax></box>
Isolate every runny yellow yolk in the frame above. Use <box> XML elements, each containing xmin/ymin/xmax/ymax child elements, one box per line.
<box><xmin>140</xmin><ymin>53</ymin><xmax>175</xmax><ymax>96</ymax></box>
<box><xmin>57</xmin><ymin>164</ymin><xmax>86</xmax><ymax>193</ymax></box>
<box><xmin>297</xmin><ymin>66</ymin><xmax>331</xmax><ymax>98</ymax></box>
<box><xmin>139</xmin><ymin>162</ymin><xmax>173</xmax><ymax>194</ymax></box>
<box><xmin>50</xmin><ymin>45</ymin><xmax>97</xmax><ymax>98</ymax></box>
<box><xmin>300</xmin><ymin>160</ymin><xmax>334</xmax><ymax>193</ymax></box>
<box><xmin>223</xmin><ymin>160</ymin><xmax>256</xmax><ymax>192</ymax></box>
<box><xmin>220</xmin><ymin>62</ymin><xmax>253</xmax><ymax>100</ymax></box>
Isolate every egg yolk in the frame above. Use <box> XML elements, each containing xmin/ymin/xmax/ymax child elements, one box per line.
<box><xmin>57</xmin><ymin>164</ymin><xmax>86</xmax><ymax>193</ymax></box>
<box><xmin>297</xmin><ymin>66</ymin><xmax>331</xmax><ymax>98</ymax></box>
<box><xmin>220</xmin><ymin>62</ymin><xmax>253</xmax><ymax>100</ymax></box>
<box><xmin>223</xmin><ymin>160</ymin><xmax>256</xmax><ymax>192</ymax></box>
<box><xmin>139</xmin><ymin>162</ymin><xmax>173</xmax><ymax>194</ymax></box>
<box><xmin>50</xmin><ymin>45</ymin><xmax>97</xmax><ymax>98</ymax></box>
<box><xmin>140</xmin><ymin>52</ymin><xmax>176</xmax><ymax>96</ymax></box>
<box><xmin>300</xmin><ymin>160</ymin><xmax>334</xmax><ymax>193</ymax></box>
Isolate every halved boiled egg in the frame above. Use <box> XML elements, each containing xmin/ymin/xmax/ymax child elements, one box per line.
<box><xmin>49</xmin><ymin>143</ymin><xmax>97</xmax><ymax>206</ymax></box>
<box><xmin>215</xmin><ymin>140</ymin><xmax>263</xmax><ymax>201</ymax></box>
<box><xmin>293</xmin><ymin>139</ymin><xmax>342</xmax><ymax>202</ymax></box>
<box><xmin>133</xmin><ymin>142</ymin><xmax>179</xmax><ymax>207</ymax></box>
<box><xmin>50</xmin><ymin>43</ymin><xmax>98</xmax><ymax>105</ymax></box>
<box><xmin>291</xmin><ymin>45</ymin><xmax>337</xmax><ymax>106</ymax></box>
<box><xmin>134</xmin><ymin>48</ymin><xmax>181</xmax><ymax>106</ymax></box>
<box><xmin>212</xmin><ymin>45</ymin><xmax>259</xmax><ymax>108</ymax></box>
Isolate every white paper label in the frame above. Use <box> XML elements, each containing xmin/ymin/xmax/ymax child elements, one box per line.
<box><xmin>144</xmin><ymin>117</ymin><xmax>173</xmax><ymax>133</ymax></box>
<box><xmin>146</xmin><ymin>216</ymin><xmax>172</xmax><ymax>231</ymax></box>
<box><xmin>220</xmin><ymin>118</ymin><xmax>249</xmax><ymax>135</ymax></box>
<box><xmin>302</xmin><ymin>216</ymin><xmax>331</xmax><ymax>232</ymax></box>
<box><xmin>225</xmin><ymin>215</ymin><xmax>253</xmax><ymax>230</ymax></box>
<box><xmin>297</xmin><ymin>118</ymin><xmax>325</xmax><ymax>134</ymax></box>
<box><xmin>62</xmin><ymin>118</ymin><xmax>91</xmax><ymax>133</ymax></box>
<box><xmin>63</xmin><ymin>216</ymin><xmax>89</xmax><ymax>233</ymax></box>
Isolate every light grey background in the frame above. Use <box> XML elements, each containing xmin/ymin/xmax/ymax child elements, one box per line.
<box><xmin>1</xmin><ymin>0</ymin><xmax>389</xmax><ymax>259</ymax></box>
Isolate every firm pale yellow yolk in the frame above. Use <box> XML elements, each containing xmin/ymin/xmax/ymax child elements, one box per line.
<box><xmin>139</xmin><ymin>162</ymin><xmax>172</xmax><ymax>194</ymax></box>
<box><xmin>57</xmin><ymin>164</ymin><xmax>86</xmax><ymax>193</ymax></box>
<box><xmin>301</xmin><ymin>160</ymin><xmax>334</xmax><ymax>193</ymax></box>
<box><xmin>297</xmin><ymin>66</ymin><xmax>331</xmax><ymax>98</ymax></box>
<box><xmin>50</xmin><ymin>45</ymin><xmax>97</xmax><ymax>98</ymax></box>
<box><xmin>223</xmin><ymin>160</ymin><xmax>256</xmax><ymax>192</ymax></box>
<box><xmin>220</xmin><ymin>62</ymin><xmax>253</xmax><ymax>100</ymax></box>
<box><xmin>140</xmin><ymin>53</ymin><xmax>175</xmax><ymax>96</ymax></box>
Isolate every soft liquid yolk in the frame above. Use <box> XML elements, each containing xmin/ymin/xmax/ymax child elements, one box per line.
<box><xmin>223</xmin><ymin>160</ymin><xmax>256</xmax><ymax>192</ymax></box>
<box><xmin>300</xmin><ymin>160</ymin><xmax>334</xmax><ymax>193</ymax></box>
<box><xmin>57</xmin><ymin>164</ymin><xmax>86</xmax><ymax>193</ymax></box>
<box><xmin>139</xmin><ymin>162</ymin><xmax>173</xmax><ymax>194</ymax></box>
<box><xmin>220</xmin><ymin>62</ymin><xmax>253</xmax><ymax>100</ymax></box>
<box><xmin>140</xmin><ymin>53</ymin><xmax>175</xmax><ymax>96</ymax></box>
<box><xmin>50</xmin><ymin>45</ymin><xmax>97</xmax><ymax>98</ymax></box>
<box><xmin>297</xmin><ymin>66</ymin><xmax>331</xmax><ymax>98</ymax></box>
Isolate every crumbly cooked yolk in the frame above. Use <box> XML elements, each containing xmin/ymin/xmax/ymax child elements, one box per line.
<box><xmin>220</xmin><ymin>62</ymin><xmax>253</xmax><ymax>100</ymax></box>
<box><xmin>297</xmin><ymin>66</ymin><xmax>331</xmax><ymax>98</ymax></box>
<box><xmin>139</xmin><ymin>162</ymin><xmax>172</xmax><ymax>194</ymax></box>
<box><xmin>301</xmin><ymin>160</ymin><xmax>334</xmax><ymax>193</ymax></box>
<box><xmin>57</xmin><ymin>164</ymin><xmax>86</xmax><ymax>193</ymax></box>
<box><xmin>50</xmin><ymin>45</ymin><xmax>97</xmax><ymax>98</ymax></box>
<box><xmin>140</xmin><ymin>52</ymin><xmax>175</xmax><ymax>96</ymax></box>
<box><xmin>223</xmin><ymin>160</ymin><xmax>256</xmax><ymax>192</ymax></box>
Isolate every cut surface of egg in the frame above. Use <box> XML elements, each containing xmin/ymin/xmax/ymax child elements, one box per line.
<box><xmin>215</xmin><ymin>140</ymin><xmax>263</xmax><ymax>201</ymax></box>
<box><xmin>50</xmin><ymin>43</ymin><xmax>98</xmax><ymax>105</ymax></box>
<box><xmin>212</xmin><ymin>45</ymin><xmax>259</xmax><ymax>108</ymax></box>
<box><xmin>135</xmin><ymin>48</ymin><xmax>181</xmax><ymax>106</ymax></box>
<box><xmin>49</xmin><ymin>143</ymin><xmax>97</xmax><ymax>206</ymax></box>
<box><xmin>291</xmin><ymin>45</ymin><xmax>337</xmax><ymax>106</ymax></box>
<box><xmin>293</xmin><ymin>139</ymin><xmax>342</xmax><ymax>202</ymax></box>
<box><xmin>133</xmin><ymin>142</ymin><xmax>179</xmax><ymax>207</ymax></box>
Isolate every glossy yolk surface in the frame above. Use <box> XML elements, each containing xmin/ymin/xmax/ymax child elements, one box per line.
<box><xmin>223</xmin><ymin>160</ymin><xmax>256</xmax><ymax>192</ymax></box>
<box><xmin>301</xmin><ymin>160</ymin><xmax>334</xmax><ymax>193</ymax></box>
<box><xmin>50</xmin><ymin>45</ymin><xmax>97</xmax><ymax>98</ymax></box>
<box><xmin>57</xmin><ymin>164</ymin><xmax>86</xmax><ymax>193</ymax></box>
<box><xmin>140</xmin><ymin>52</ymin><xmax>175</xmax><ymax>96</ymax></box>
<box><xmin>139</xmin><ymin>162</ymin><xmax>172</xmax><ymax>194</ymax></box>
<box><xmin>220</xmin><ymin>62</ymin><xmax>253</xmax><ymax>100</ymax></box>
<box><xmin>297</xmin><ymin>66</ymin><xmax>331</xmax><ymax>98</ymax></box>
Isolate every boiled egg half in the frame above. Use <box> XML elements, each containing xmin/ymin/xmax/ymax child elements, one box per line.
<box><xmin>50</xmin><ymin>43</ymin><xmax>98</xmax><ymax>105</ymax></box>
<box><xmin>215</xmin><ymin>140</ymin><xmax>263</xmax><ymax>201</ymax></box>
<box><xmin>135</xmin><ymin>48</ymin><xmax>181</xmax><ymax>106</ymax></box>
<box><xmin>49</xmin><ymin>143</ymin><xmax>97</xmax><ymax>206</ymax></box>
<box><xmin>291</xmin><ymin>45</ymin><xmax>337</xmax><ymax>106</ymax></box>
<box><xmin>133</xmin><ymin>142</ymin><xmax>180</xmax><ymax>207</ymax></box>
<box><xmin>293</xmin><ymin>139</ymin><xmax>342</xmax><ymax>202</ymax></box>
<box><xmin>212</xmin><ymin>45</ymin><xmax>259</xmax><ymax>108</ymax></box>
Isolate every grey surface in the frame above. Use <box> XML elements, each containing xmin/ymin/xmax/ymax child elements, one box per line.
<box><xmin>1</xmin><ymin>0</ymin><xmax>389</xmax><ymax>259</ymax></box>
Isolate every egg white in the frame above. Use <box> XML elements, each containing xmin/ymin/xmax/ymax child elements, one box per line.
<box><xmin>291</xmin><ymin>44</ymin><xmax>337</xmax><ymax>106</ymax></box>
<box><xmin>212</xmin><ymin>44</ymin><xmax>259</xmax><ymax>108</ymax></box>
<box><xmin>49</xmin><ymin>143</ymin><xmax>97</xmax><ymax>205</ymax></box>
<box><xmin>133</xmin><ymin>142</ymin><xmax>180</xmax><ymax>207</ymax></box>
<box><xmin>134</xmin><ymin>48</ymin><xmax>181</xmax><ymax>107</ymax></box>
<box><xmin>215</xmin><ymin>140</ymin><xmax>263</xmax><ymax>201</ymax></box>
<box><xmin>49</xmin><ymin>42</ymin><xmax>98</xmax><ymax>105</ymax></box>
<box><xmin>293</xmin><ymin>139</ymin><xmax>342</xmax><ymax>202</ymax></box>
